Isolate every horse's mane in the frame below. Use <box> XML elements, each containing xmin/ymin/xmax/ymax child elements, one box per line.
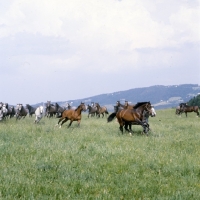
<box><xmin>133</xmin><ymin>102</ymin><xmax>150</xmax><ymax>109</ymax></box>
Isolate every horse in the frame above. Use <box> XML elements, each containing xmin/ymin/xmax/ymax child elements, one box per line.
<box><xmin>0</xmin><ymin>108</ymin><xmax>3</xmax><ymax>121</ymax></box>
<box><xmin>2</xmin><ymin>104</ymin><xmax>8</xmax><ymax>119</ymax></box>
<box><xmin>180</xmin><ymin>104</ymin><xmax>199</xmax><ymax>117</ymax></box>
<box><xmin>95</xmin><ymin>103</ymin><xmax>109</xmax><ymax>118</ymax></box>
<box><xmin>34</xmin><ymin>106</ymin><xmax>45</xmax><ymax>123</ymax></box>
<box><xmin>87</xmin><ymin>104</ymin><xmax>97</xmax><ymax>118</ymax></box>
<box><xmin>46</xmin><ymin>101</ymin><xmax>57</xmax><ymax>118</ymax></box>
<box><xmin>55</xmin><ymin>102</ymin><xmax>87</xmax><ymax>128</ymax></box>
<box><xmin>0</xmin><ymin>102</ymin><xmax>3</xmax><ymax>110</ymax></box>
<box><xmin>3</xmin><ymin>103</ymin><xmax>15</xmax><ymax>118</ymax></box>
<box><xmin>175</xmin><ymin>106</ymin><xmax>180</xmax><ymax>115</ymax></box>
<box><xmin>16</xmin><ymin>104</ymin><xmax>28</xmax><ymax>120</ymax></box>
<box><xmin>108</xmin><ymin>102</ymin><xmax>154</xmax><ymax>135</ymax></box>
<box><xmin>26</xmin><ymin>104</ymin><xmax>36</xmax><ymax>117</ymax></box>
<box><xmin>116</xmin><ymin>100</ymin><xmax>135</xmax><ymax>110</ymax></box>
<box><xmin>55</xmin><ymin>103</ymin><xmax>66</xmax><ymax>117</ymax></box>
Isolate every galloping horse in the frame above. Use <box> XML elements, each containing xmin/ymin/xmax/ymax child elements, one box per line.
<box><xmin>116</xmin><ymin>100</ymin><xmax>135</xmax><ymax>110</ymax></box>
<box><xmin>26</xmin><ymin>104</ymin><xmax>36</xmax><ymax>117</ymax></box>
<box><xmin>55</xmin><ymin>103</ymin><xmax>66</xmax><ymax>117</ymax></box>
<box><xmin>16</xmin><ymin>104</ymin><xmax>28</xmax><ymax>120</ymax></box>
<box><xmin>34</xmin><ymin>106</ymin><xmax>45</xmax><ymax>123</ymax></box>
<box><xmin>180</xmin><ymin>103</ymin><xmax>199</xmax><ymax>117</ymax></box>
<box><xmin>87</xmin><ymin>104</ymin><xmax>97</xmax><ymax>118</ymax></box>
<box><xmin>46</xmin><ymin>101</ymin><xmax>57</xmax><ymax>118</ymax></box>
<box><xmin>95</xmin><ymin>103</ymin><xmax>109</xmax><ymax>118</ymax></box>
<box><xmin>108</xmin><ymin>102</ymin><xmax>154</xmax><ymax>135</ymax></box>
<box><xmin>55</xmin><ymin>102</ymin><xmax>87</xmax><ymax>128</ymax></box>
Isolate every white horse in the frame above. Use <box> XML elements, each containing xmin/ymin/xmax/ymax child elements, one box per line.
<box><xmin>2</xmin><ymin>104</ymin><xmax>8</xmax><ymax>119</ymax></box>
<box><xmin>34</xmin><ymin>106</ymin><xmax>45</xmax><ymax>123</ymax></box>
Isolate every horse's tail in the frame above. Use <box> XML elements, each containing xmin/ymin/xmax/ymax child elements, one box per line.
<box><xmin>105</xmin><ymin>110</ymin><xmax>109</xmax><ymax>114</ymax></box>
<box><xmin>107</xmin><ymin>112</ymin><xmax>116</xmax><ymax>122</ymax></box>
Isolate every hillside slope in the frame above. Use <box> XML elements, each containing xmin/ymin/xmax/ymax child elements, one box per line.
<box><xmin>34</xmin><ymin>84</ymin><xmax>200</xmax><ymax>110</ymax></box>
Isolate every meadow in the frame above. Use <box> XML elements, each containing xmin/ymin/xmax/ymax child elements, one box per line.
<box><xmin>0</xmin><ymin>109</ymin><xmax>200</xmax><ymax>199</ymax></box>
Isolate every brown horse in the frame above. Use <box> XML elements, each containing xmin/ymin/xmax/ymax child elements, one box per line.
<box><xmin>95</xmin><ymin>103</ymin><xmax>109</xmax><ymax>118</ymax></box>
<box><xmin>181</xmin><ymin>105</ymin><xmax>199</xmax><ymax>117</ymax></box>
<box><xmin>56</xmin><ymin>102</ymin><xmax>86</xmax><ymax>128</ymax></box>
<box><xmin>108</xmin><ymin>102</ymin><xmax>153</xmax><ymax>135</ymax></box>
<box><xmin>116</xmin><ymin>100</ymin><xmax>134</xmax><ymax>109</ymax></box>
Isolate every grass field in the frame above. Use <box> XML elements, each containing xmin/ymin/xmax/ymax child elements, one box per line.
<box><xmin>0</xmin><ymin>109</ymin><xmax>200</xmax><ymax>199</ymax></box>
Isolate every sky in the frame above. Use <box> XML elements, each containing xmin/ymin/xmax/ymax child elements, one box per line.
<box><xmin>1</xmin><ymin>0</ymin><xmax>200</xmax><ymax>105</ymax></box>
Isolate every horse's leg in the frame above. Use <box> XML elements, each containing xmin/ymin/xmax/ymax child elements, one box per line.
<box><xmin>185</xmin><ymin>112</ymin><xmax>187</xmax><ymax>117</ymax></box>
<box><xmin>119</xmin><ymin>125</ymin><xmax>123</xmax><ymax>134</ymax></box>
<box><xmin>59</xmin><ymin>118</ymin><xmax>68</xmax><ymax>128</ymax></box>
<box><xmin>102</xmin><ymin>113</ymin><xmax>104</xmax><ymax>118</ymax></box>
<box><xmin>77</xmin><ymin>120</ymin><xmax>81</xmax><ymax>127</ymax></box>
<box><xmin>68</xmin><ymin>120</ymin><xmax>73</xmax><ymax>128</ymax></box>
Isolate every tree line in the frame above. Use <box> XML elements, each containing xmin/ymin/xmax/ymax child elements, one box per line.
<box><xmin>187</xmin><ymin>94</ymin><xmax>200</xmax><ymax>106</ymax></box>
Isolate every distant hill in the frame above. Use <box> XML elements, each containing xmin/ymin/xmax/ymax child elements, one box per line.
<box><xmin>34</xmin><ymin>84</ymin><xmax>200</xmax><ymax>110</ymax></box>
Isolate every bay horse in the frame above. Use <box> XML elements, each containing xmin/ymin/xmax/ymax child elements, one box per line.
<box><xmin>108</xmin><ymin>102</ymin><xmax>154</xmax><ymax>135</ymax></box>
<box><xmin>26</xmin><ymin>104</ymin><xmax>36</xmax><ymax>117</ymax></box>
<box><xmin>16</xmin><ymin>104</ymin><xmax>28</xmax><ymax>120</ymax></box>
<box><xmin>95</xmin><ymin>103</ymin><xmax>109</xmax><ymax>118</ymax></box>
<box><xmin>55</xmin><ymin>102</ymin><xmax>87</xmax><ymax>128</ymax></box>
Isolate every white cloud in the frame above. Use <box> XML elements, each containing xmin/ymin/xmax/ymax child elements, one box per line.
<box><xmin>0</xmin><ymin>0</ymin><xmax>199</xmax><ymax>104</ymax></box>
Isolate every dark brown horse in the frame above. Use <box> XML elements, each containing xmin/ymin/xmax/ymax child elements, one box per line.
<box><xmin>56</xmin><ymin>102</ymin><xmax>87</xmax><ymax>128</ymax></box>
<box><xmin>108</xmin><ymin>102</ymin><xmax>154</xmax><ymax>135</ymax></box>
<box><xmin>95</xmin><ymin>103</ymin><xmax>109</xmax><ymax>118</ymax></box>
<box><xmin>180</xmin><ymin>104</ymin><xmax>199</xmax><ymax>117</ymax></box>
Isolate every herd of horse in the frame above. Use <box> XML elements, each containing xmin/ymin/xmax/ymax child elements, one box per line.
<box><xmin>0</xmin><ymin>100</ymin><xmax>199</xmax><ymax>135</ymax></box>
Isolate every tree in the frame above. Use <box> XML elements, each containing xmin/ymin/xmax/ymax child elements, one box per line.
<box><xmin>187</xmin><ymin>94</ymin><xmax>200</xmax><ymax>106</ymax></box>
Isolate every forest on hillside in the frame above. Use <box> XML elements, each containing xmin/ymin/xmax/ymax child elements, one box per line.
<box><xmin>188</xmin><ymin>94</ymin><xmax>200</xmax><ymax>106</ymax></box>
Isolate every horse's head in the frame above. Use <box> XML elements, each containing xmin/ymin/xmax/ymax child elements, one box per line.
<box><xmin>80</xmin><ymin>102</ymin><xmax>87</xmax><ymax>111</ymax></box>
<box><xmin>142</xmin><ymin>102</ymin><xmax>154</xmax><ymax>116</ymax></box>
<box><xmin>150</xmin><ymin>106</ymin><xmax>156</xmax><ymax>117</ymax></box>
<box><xmin>39</xmin><ymin>106</ymin><xmax>44</xmax><ymax>114</ymax></box>
<box><xmin>46</xmin><ymin>101</ymin><xmax>51</xmax><ymax>108</ymax></box>
<box><xmin>18</xmin><ymin>104</ymin><xmax>23</xmax><ymax>111</ymax></box>
<box><xmin>124</xmin><ymin>101</ymin><xmax>128</xmax><ymax>106</ymax></box>
<box><xmin>2</xmin><ymin>104</ymin><xmax>7</xmax><ymax>114</ymax></box>
<box><xmin>116</xmin><ymin>101</ymin><xmax>120</xmax><ymax>106</ymax></box>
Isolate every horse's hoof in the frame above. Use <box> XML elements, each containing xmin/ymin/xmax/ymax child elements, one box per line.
<box><xmin>59</xmin><ymin>126</ymin><xmax>62</xmax><ymax>128</ymax></box>
<box><xmin>129</xmin><ymin>132</ymin><xmax>132</xmax><ymax>136</ymax></box>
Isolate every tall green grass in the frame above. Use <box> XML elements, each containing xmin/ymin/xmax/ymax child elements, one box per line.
<box><xmin>0</xmin><ymin>109</ymin><xmax>199</xmax><ymax>199</ymax></box>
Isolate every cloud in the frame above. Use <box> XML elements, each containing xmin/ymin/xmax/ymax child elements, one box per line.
<box><xmin>0</xmin><ymin>0</ymin><xmax>199</xmax><ymax>104</ymax></box>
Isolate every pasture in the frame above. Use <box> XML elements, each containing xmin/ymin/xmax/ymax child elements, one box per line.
<box><xmin>0</xmin><ymin>109</ymin><xmax>200</xmax><ymax>199</ymax></box>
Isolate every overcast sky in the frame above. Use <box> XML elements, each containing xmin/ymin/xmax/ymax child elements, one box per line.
<box><xmin>1</xmin><ymin>0</ymin><xmax>200</xmax><ymax>105</ymax></box>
